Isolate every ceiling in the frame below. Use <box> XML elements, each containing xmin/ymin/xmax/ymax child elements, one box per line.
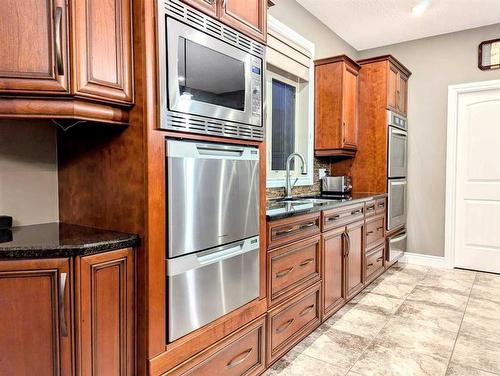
<box><xmin>296</xmin><ymin>0</ymin><xmax>500</xmax><ymax>50</ymax></box>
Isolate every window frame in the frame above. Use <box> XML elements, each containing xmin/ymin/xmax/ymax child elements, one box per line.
<box><xmin>265</xmin><ymin>16</ymin><xmax>315</xmax><ymax>189</ymax></box>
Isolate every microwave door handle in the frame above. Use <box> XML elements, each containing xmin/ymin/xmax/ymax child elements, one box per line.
<box><xmin>391</xmin><ymin>181</ymin><xmax>407</xmax><ymax>186</ymax></box>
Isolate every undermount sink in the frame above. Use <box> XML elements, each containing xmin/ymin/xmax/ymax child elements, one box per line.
<box><xmin>279</xmin><ymin>197</ymin><xmax>335</xmax><ymax>204</ymax></box>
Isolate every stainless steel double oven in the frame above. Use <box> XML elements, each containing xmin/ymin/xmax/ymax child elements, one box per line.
<box><xmin>165</xmin><ymin>139</ymin><xmax>260</xmax><ymax>342</ymax></box>
<box><xmin>386</xmin><ymin>110</ymin><xmax>408</xmax><ymax>262</ymax></box>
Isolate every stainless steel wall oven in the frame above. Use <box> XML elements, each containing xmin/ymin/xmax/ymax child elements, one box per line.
<box><xmin>165</xmin><ymin>139</ymin><xmax>260</xmax><ymax>342</ymax></box>
<box><xmin>157</xmin><ymin>0</ymin><xmax>265</xmax><ymax>141</ymax></box>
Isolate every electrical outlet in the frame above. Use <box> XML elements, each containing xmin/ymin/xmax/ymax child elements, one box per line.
<box><xmin>319</xmin><ymin>168</ymin><xmax>327</xmax><ymax>180</ymax></box>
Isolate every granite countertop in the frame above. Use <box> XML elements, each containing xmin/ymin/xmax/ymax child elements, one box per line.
<box><xmin>0</xmin><ymin>222</ymin><xmax>140</xmax><ymax>259</ymax></box>
<box><xmin>266</xmin><ymin>193</ymin><xmax>387</xmax><ymax>221</ymax></box>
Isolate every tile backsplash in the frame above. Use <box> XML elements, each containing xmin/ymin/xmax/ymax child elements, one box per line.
<box><xmin>266</xmin><ymin>157</ymin><xmax>331</xmax><ymax>200</ymax></box>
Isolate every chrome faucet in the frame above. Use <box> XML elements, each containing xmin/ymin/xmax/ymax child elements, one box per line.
<box><xmin>285</xmin><ymin>152</ymin><xmax>308</xmax><ymax>198</ymax></box>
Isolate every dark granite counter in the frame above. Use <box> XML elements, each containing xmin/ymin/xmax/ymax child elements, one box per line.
<box><xmin>266</xmin><ymin>193</ymin><xmax>387</xmax><ymax>221</ymax></box>
<box><xmin>0</xmin><ymin>222</ymin><xmax>139</xmax><ymax>259</ymax></box>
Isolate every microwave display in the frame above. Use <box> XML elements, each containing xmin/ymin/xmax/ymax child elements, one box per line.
<box><xmin>177</xmin><ymin>37</ymin><xmax>245</xmax><ymax>111</ymax></box>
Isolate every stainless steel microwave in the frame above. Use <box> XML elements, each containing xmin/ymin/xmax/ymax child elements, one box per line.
<box><xmin>157</xmin><ymin>0</ymin><xmax>265</xmax><ymax>141</ymax></box>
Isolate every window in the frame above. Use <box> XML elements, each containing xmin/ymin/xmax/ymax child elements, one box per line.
<box><xmin>266</xmin><ymin>16</ymin><xmax>314</xmax><ymax>188</ymax></box>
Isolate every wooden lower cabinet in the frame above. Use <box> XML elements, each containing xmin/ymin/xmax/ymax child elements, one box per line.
<box><xmin>163</xmin><ymin>316</ymin><xmax>266</xmax><ymax>376</ymax></box>
<box><xmin>267</xmin><ymin>282</ymin><xmax>321</xmax><ymax>365</ymax></box>
<box><xmin>345</xmin><ymin>220</ymin><xmax>364</xmax><ymax>300</ymax></box>
<box><xmin>0</xmin><ymin>248</ymin><xmax>134</xmax><ymax>376</ymax></box>
<box><xmin>322</xmin><ymin>227</ymin><xmax>345</xmax><ymax>319</ymax></box>
<box><xmin>76</xmin><ymin>248</ymin><xmax>135</xmax><ymax>375</ymax></box>
<box><xmin>365</xmin><ymin>244</ymin><xmax>385</xmax><ymax>284</ymax></box>
<box><xmin>0</xmin><ymin>258</ymin><xmax>72</xmax><ymax>376</ymax></box>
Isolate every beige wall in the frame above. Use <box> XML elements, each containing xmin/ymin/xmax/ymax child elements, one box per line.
<box><xmin>358</xmin><ymin>24</ymin><xmax>500</xmax><ymax>256</ymax></box>
<box><xmin>269</xmin><ymin>0</ymin><xmax>358</xmax><ymax>59</ymax></box>
<box><xmin>0</xmin><ymin>121</ymin><xmax>59</xmax><ymax>226</ymax></box>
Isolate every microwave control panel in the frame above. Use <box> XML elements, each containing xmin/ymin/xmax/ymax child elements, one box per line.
<box><xmin>250</xmin><ymin>56</ymin><xmax>262</xmax><ymax>123</ymax></box>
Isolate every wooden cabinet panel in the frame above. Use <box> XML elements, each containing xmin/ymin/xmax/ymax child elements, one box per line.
<box><xmin>398</xmin><ymin>74</ymin><xmax>408</xmax><ymax>116</ymax></box>
<box><xmin>314</xmin><ymin>55</ymin><xmax>360</xmax><ymax>157</ymax></box>
<box><xmin>73</xmin><ymin>0</ymin><xmax>133</xmax><ymax>104</ymax></box>
<box><xmin>322</xmin><ymin>203</ymin><xmax>364</xmax><ymax>232</ymax></box>
<box><xmin>267</xmin><ymin>282</ymin><xmax>321</xmax><ymax>365</ymax></box>
<box><xmin>219</xmin><ymin>0</ymin><xmax>267</xmax><ymax>43</ymax></box>
<box><xmin>0</xmin><ymin>0</ymin><xmax>69</xmax><ymax>93</ymax></box>
<box><xmin>387</xmin><ymin>64</ymin><xmax>398</xmax><ymax>113</ymax></box>
<box><xmin>77</xmin><ymin>248</ymin><xmax>134</xmax><ymax>376</ymax></box>
<box><xmin>164</xmin><ymin>316</ymin><xmax>266</xmax><ymax>376</ymax></box>
<box><xmin>322</xmin><ymin>227</ymin><xmax>345</xmax><ymax>319</ymax></box>
<box><xmin>267</xmin><ymin>212</ymin><xmax>321</xmax><ymax>250</ymax></box>
<box><xmin>365</xmin><ymin>214</ymin><xmax>385</xmax><ymax>250</ymax></box>
<box><xmin>365</xmin><ymin>244</ymin><xmax>384</xmax><ymax>283</ymax></box>
<box><xmin>342</xmin><ymin>65</ymin><xmax>359</xmax><ymax>149</ymax></box>
<box><xmin>182</xmin><ymin>0</ymin><xmax>218</xmax><ymax>17</ymax></box>
<box><xmin>0</xmin><ymin>258</ymin><xmax>72</xmax><ymax>376</ymax></box>
<box><xmin>375</xmin><ymin>198</ymin><xmax>386</xmax><ymax>215</ymax></box>
<box><xmin>268</xmin><ymin>235</ymin><xmax>321</xmax><ymax>307</ymax></box>
<box><xmin>345</xmin><ymin>220</ymin><xmax>364</xmax><ymax>300</ymax></box>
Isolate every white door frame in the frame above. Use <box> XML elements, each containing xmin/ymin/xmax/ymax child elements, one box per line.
<box><xmin>444</xmin><ymin>79</ymin><xmax>500</xmax><ymax>268</ymax></box>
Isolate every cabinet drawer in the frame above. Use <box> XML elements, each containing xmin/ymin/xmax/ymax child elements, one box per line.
<box><xmin>267</xmin><ymin>212</ymin><xmax>321</xmax><ymax>249</ymax></box>
<box><xmin>376</xmin><ymin>198</ymin><xmax>386</xmax><ymax>215</ymax></box>
<box><xmin>165</xmin><ymin>316</ymin><xmax>266</xmax><ymax>376</ymax></box>
<box><xmin>365</xmin><ymin>215</ymin><xmax>385</xmax><ymax>250</ymax></box>
<box><xmin>267</xmin><ymin>282</ymin><xmax>321</xmax><ymax>365</ymax></box>
<box><xmin>365</xmin><ymin>200</ymin><xmax>377</xmax><ymax>218</ymax></box>
<box><xmin>366</xmin><ymin>245</ymin><xmax>384</xmax><ymax>280</ymax></box>
<box><xmin>268</xmin><ymin>236</ymin><xmax>321</xmax><ymax>307</ymax></box>
<box><xmin>322</xmin><ymin>203</ymin><xmax>364</xmax><ymax>231</ymax></box>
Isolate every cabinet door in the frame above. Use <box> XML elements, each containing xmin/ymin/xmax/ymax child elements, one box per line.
<box><xmin>219</xmin><ymin>0</ymin><xmax>267</xmax><ymax>43</ymax></box>
<box><xmin>345</xmin><ymin>220</ymin><xmax>364</xmax><ymax>300</ymax></box>
<box><xmin>0</xmin><ymin>258</ymin><xmax>72</xmax><ymax>376</ymax></box>
<box><xmin>387</xmin><ymin>64</ymin><xmax>399</xmax><ymax>113</ymax></box>
<box><xmin>0</xmin><ymin>0</ymin><xmax>69</xmax><ymax>93</ymax></box>
<box><xmin>72</xmin><ymin>0</ymin><xmax>133</xmax><ymax>104</ymax></box>
<box><xmin>77</xmin><ymin>248</ymin><xmax>134</xmax><ymax>376</ymax></box>
<box><xmin>397</xmin><ymin>74</ymin><xmax>408</xmax><ymax>116</ymax></box>
<box><xmin>182</xmin><ymin>0</ymin><xmax>218</xmax><ymax>17</ymax></box>
<box><xmin>322</xmin><ymin>227</ymin><xmax>346</xmax><ymax>319</ymax></box>
<box><xmin>342</xmin><ymin>64</ymin><xmax>358</xmax><ymax>149</ymax></box>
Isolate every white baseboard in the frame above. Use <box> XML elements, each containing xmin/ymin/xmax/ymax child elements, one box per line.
<box><xmin>399</xmin><ymin>252</ymin><xmax>451</xmax><ymax>268</ymax></box>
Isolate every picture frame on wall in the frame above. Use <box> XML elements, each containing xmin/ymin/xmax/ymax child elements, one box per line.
<box><xmin>478</xmin><ymin>38</ymin><xmax>500</xmax><ymax>71</ymax></box>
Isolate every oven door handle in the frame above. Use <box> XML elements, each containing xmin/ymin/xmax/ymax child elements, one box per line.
<box><xmin>390</xmin><ymin>181</ymin><xmax>407</xmax><ymax>186</ymax></box>
<box><xmin>391</xmin><ymin>129</ymin><xmax>407</xmax><ymax>137</ymax></box>
<box><xmin>196</xmin><ymin>144</ymin><xmax>245</xmax><ymax>157</ymax></box>
<box><xmin>389</xmin><ymin>233</ymin><xmax>407</xmax><ymax>243</ymax></box>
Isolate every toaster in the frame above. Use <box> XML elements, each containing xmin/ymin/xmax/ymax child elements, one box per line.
<box><xmin>321</xmin><ymin>176</ymin><xmax>352</xmax><ymax>194</ymax></box>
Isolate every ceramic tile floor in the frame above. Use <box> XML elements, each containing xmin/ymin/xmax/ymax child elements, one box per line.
<box><xmin>264</xmin><ymin>263</ymin><xmax>500</xmax><ymax>376</ymax></box>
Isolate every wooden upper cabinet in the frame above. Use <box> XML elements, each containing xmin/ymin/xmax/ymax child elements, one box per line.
<box><xmin>386</xmin><ymin>62</ymin><xmax>409</xmax><ymax>116</ymax></box>
<box><xmin>0</xmin><ymin>0</ymin><xmax>69</xmax><ymax>94</ymax></box>
<box><xmin>218</xmin><ymin>0</ymin><xmax>267</xmax><ymax>43</ymax></box>
<box><xmin>182</xmin><ymin>0</ymin><xmax>218</xmax><ymax>17</ymax></box>
<box><xmin>0</xmin><ymin>258</ymin><xmax>72</xmax><ymax>376</ymax></box>
<box><xmin>0</xmin><ymin>0</ymin><xmax>133</xmax><ymax>124</ymax></box>
<box><xmin>314</xmin><ymin>55</ymin><xmax>361</xmax><ymax>157</ymax></box>
<box><xmin>72</xmin><ymin>0</ymin><xmax>134</xmax><ymax>104</ymax></box>
<box><xmin>76</xmin><ymin>248</ymin><xmax>135</xmax><ymax>376</ymax></box>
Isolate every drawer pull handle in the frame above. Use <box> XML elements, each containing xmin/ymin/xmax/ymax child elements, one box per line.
<box><xmin>59</xmin><ymin>272</ymin><xmax>68</xmax><ymax>337</ymax></box>
<box><xmin>299</xmin><ymin>304</ymin><xmax>315</xmax><ymax>317</ymax></box>
<box><xmin>367</xmin><ymin>231</ymin><xmax>374</xmax><ymax>235</ymax></box>
<box><xmin>367</xmin><ymin>263</ymin><xmax>374</xmax><ymax>267</ymax></box>
<box><xmin>378</xmin><ymin>203</ymin><xmax>385</xmax><ymax>208</ymax></box>
<box><xmin>299</xmin><ymin>258</ymin><xmax>314</xmax><ymax>267</ymax></box>
<box><xmin>276</xmin><ymin>267</ymin><xmax>294</xmax><ymax>278</ymax></box>
<box><xmin>377</xmin><ymin>257</ymin><xmax>384</xmax><ymax>262</ymax></box>
<box><xmin>276</xmin><ymin>318</ymin><xmax>294</xmax><ymax>333</ymax></box>
<box><xmin>327</xmin><ymin>215</ymin><xmax>341</xmax><ymax>222</ymax></box>
<box><xmin>377</xmin><ymin>227</ymin><xmax>384</xmax><ymax>232</ymax></box>
<box><xmin>300</xmin><ymin>222</ymin><xmax>315</xmax><ymax>230</ymax></box>
<box><xmin>226</xmin><ymin>348</ymin><xmax>253</xmax><ymax>369</ymax></box>
<box><xmin>276</xmin><ymin>227</ymin><xmax>294</xmax><ymax>236</ymax></box>
<box><xmin>351</xmin><ymin>209</ymin><xmax>362</xmax><ymax>215</ymax></box>
<box><xmin>55</xmin><ymin>7</ymin><xmax>64</xmax><ymax>76</ymax></box>
<box><xmin>367</xmin><ymin>206</ymin><xmax>375</xmax><ymax>211</ymax></box>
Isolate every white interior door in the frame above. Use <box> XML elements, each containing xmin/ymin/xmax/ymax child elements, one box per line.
<box><xmin>454</xmin><ymin>87</ymin><xmax>500</xmax><ymax>273</ymax></box>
